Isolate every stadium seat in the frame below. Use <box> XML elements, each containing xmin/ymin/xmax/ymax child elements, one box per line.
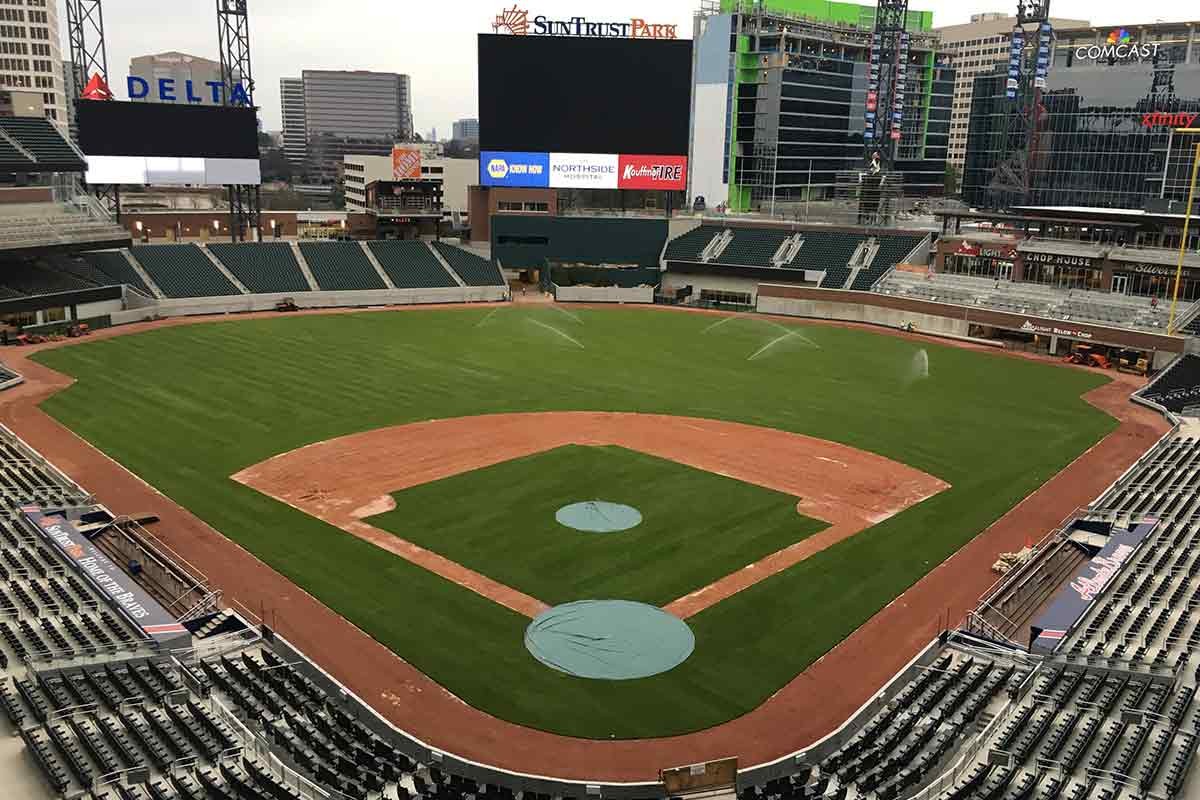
<box><xmin>431</xmin><ymin>242</ymin><xmax>506</xmax><ymax>286</ymax></box>
<box><xmin>299</xmin><ymin>242</ymin><xmax>387</xmax><ymax>291</ymax></box>
<box><xmin>129</xmin><ymin>244</ymin><xmax>241</xmax><ymax>298</ymax></box>
<box><xmin>366</xmin><ymin>241</ymin><xmax>457</xmax><ymax>289</ymax></box>
<box><xmin>208</xmin><ymin>242</ymin><xmax>312</xmax><ymax>294</ymax></box>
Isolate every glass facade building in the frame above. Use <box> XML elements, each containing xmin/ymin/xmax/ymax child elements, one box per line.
<box><xmin>964</xmin><ymin>22</ymin><xmax>1200</xmax><ymax>210</ymax></box>
<box><xmin>690</xmin><ymin>0</ymin><xmax>954</xmax><ymax>213</ymax></box>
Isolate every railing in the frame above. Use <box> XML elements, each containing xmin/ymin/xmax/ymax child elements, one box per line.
<box><xmin>209</xmin><ymin>693</ymin><xmax>354</xmax><ymax>800</ymax></box>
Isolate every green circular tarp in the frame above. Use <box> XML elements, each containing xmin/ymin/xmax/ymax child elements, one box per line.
<box><xmin>524</xmin><ymin>600</ymin><xmax>695</xmax><ymax>680</ymax></box>
<box><xmin>555</xmin><ymin>501</ymin><xmax>642</xmax><ymax>533</ymax></box>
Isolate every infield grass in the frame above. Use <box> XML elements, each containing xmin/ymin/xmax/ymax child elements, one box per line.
<box><xmin>367</xmin><ymin>444</ymin><xmax>828</xmax><ymax>607</ymax></box>
<box><xmin>32</xmin><ymin>307</ymin><xmax>1116</xmax><ymax>738</ymax></box>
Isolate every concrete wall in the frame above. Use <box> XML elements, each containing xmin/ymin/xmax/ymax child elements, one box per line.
<box><xmin>554</xmin><ymin>286</ymin><xmax>653</xmax><ymax>304</ymax></box>
<box><xmin>757</xmin><ymin>295</ymin><xmax>973</xmax><ymax>339</ymax></box>
<box><xmin>109</xmin><ymin>286</ymin><xmax>506</xmax><ymax>325</ymax></box>
<box><xmin>663</xmin><ymin>272</ymin><xmax>776</xmax><ymax>304</ymax></box>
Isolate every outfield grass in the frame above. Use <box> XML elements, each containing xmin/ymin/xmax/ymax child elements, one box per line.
<box><xmin>32</xmin><ymin>307</ymin><xmax>1116</xmax><ymax>738</ymax></box>
<box><xmin>367</xmin><ymin>444</ymin><xmax>828</xmax><ymax>607</ymax></box>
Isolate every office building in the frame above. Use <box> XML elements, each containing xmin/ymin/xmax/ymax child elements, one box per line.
<box><xmin>128</xmin><ymin>52</ymin><xmax>227</xmax><ymax>105</ymax></box>
<box><xmin>935</xmin><ymin>12</ymin><xmax>1088</xmax><ymax>171</ymax></box>
<box><xmin>280</xmin><ymin>77</ymin><xmax>307</xmax><ymax>166</ymax></box>
<box><xmin>343</xmin><ymin>148</ymin><xmax>474</xmax><ymax>236</ymax></box>
<box><xmin>452</xmin><ymin>118</ymin><xmax>479</xmax><ymax>141</ymax></box>
<box><xmin>0</xmin><ymin>0</ymin><xmax>66</xmax><ymax>127</ymax></box>
<box><xmin>963</xmin><ymin>20</ymin><xmax>1200</xmax><ymax>211</ymax></box>
<box><xmin>279</xmin><ymin>70</ymin><xmax>414</xmax><ymax>184</ymax></box>
<box><xmin>690</xmin><ymin>0</ymin><xmax>954</xmax><ymax>213</ymax></box>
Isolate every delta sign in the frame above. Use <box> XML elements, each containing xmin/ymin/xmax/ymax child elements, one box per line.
<box><xmin>80</xmin><ymin>73</ymin><xmax>252</xmax><ymax>106</ymax></box>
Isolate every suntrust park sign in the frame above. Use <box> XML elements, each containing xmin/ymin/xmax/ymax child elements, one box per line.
<box><xmin>492</xmin><ymin>5</ymin><xmax>678</xmax><ymax>39</ymax></box>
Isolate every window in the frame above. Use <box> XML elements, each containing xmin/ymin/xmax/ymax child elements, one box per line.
<box><xmin>699</xmin><ymin>289</ymin><xmax>752</xmax><ymax>306</ymax></box>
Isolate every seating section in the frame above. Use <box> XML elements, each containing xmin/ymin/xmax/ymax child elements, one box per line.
<box><xmin>129</xmin><ymin>245</ymin><xmax>240</xmax><ymax>298</ymax></box>
<box><xmin>65</xmin><ymin>251</ymin><xmax>154</xmax><ymax>296</ymax></box>
<box><xmin>208</xmin><ymin>242</ymin><xmax>311</xmax><ymax>294</ymax></box>
<box><xmin>663</xmin><ymin>225</ymin><xmax>724</xmax><ymax>262</ymax></box>
<box><xmin>0</xmin><ymin>117</ymin><xmax>86</xmax><ymax>172</ymax></box>
<box><xmin>1141</xmin><ymin>355</ymin><xmax>1200</xmax><ymax>414</ymax></box>
<box><xmin>0</xmin><ymin>258</ymin><xmax>96</xmax><ymax>296</ymax></box>
<box><xmin>299</xmin><ymin>242</ymin><xmax>386</xmax><ymax>291</ymax></box>
<box><xmin>877</xmin><ymin>270</ymin><xmax>1183</xmax><ymax>332</ymax></box>
<box><xmin>849</xmin><ymin>234</ymin><xmax>924</xmax><ymax>291</ymax></box>
<box><xmin>431</xmin><ymin>242</ymin><xmax>505</xmax><ymax>286</ymax></box>
<box><xmin>367</xmin><ymin>241</ymin><xmax>456</xmax><ymax>289</ymax></box>
<box><xmin>713</xmin><ymin>228</ymin><xmax>792</xmax><ymax>266</ymax></box>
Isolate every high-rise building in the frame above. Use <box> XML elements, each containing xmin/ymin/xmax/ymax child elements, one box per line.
<box><xmin>963</xmin><ymin>21</ymin><xmax>1200</xmax><ymax>211</ymax></box>
<box><xmin>280</xmin><ymin>77</ymin><xmax>307</xmax><ymax>166</ymax></box>
<box><xmin>128</xmin><ymin>52</ymin><xmax>228</xmax><ymax>106</ymax></box>
<box><xmin>452</xmin><ymin>118</ymin><xmax>479</xmax><ymax>141</ymax></box>
<box><xmin>279</xmin><ymin>70</ymin><xmax>414</xmax><ymax>184</ymax></box>
<box><xmin>0</xmin><ymin>0</ymin><xmax>66</xmax><ymax>127</ymax></box>
<box><xmin>935</xmin><ymin>12</ymin><xmax>1089</xmax><ymax>172</ymax></box>
<box><xmin>690</xmin><ymin>0</ymin><xmax>955</xmax><ymax>213</ymax></box>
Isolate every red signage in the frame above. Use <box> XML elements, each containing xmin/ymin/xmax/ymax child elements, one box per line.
<box><xmin>1142</xmin><ymin>111</ymin><xmax>1199</xmax><ymax>129</ymax></box>
<box><xmin>81</xmin><ymin>73</ymin><xmax>113</xmax><ymax>101</ymax></box>
<box><xmin>617</xmin><ymin>154</ymin><xmax>688</xmax><ymax>190</ymax></box>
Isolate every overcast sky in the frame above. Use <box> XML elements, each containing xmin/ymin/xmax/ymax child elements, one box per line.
<box><xmin>86</xmin><ymin>0</ymin><xmax>1199</xmax><ymax>137</ymax></box>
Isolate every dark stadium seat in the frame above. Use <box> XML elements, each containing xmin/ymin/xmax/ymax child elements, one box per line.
<box><xmin>849</xmin><ymin>234</ymin><xmax>924</xmax><ymax>291</ymax></box>
<box><xmin>431</xmin><ymin>241</ymin><xmax>506</xmax><ymax>286</ymax></box>
<box><xmin>129</xmin><ymin>244</ymin><xmax>241</xmax><ymax>298</ymax></box>
<box><xmin>663</xmin><ymin>225</ymin><xmax>724</xmax><ymax>262</ymax></box>
<box><xmin>0</xmin><ymin>258</ymin><xmax>97</xmax><ymax>296</ymax></box>
<box><xmin>0</xmin><ymin>117</ymin><xmax>86</xmax><ymax>172</ymax></box>
<box><xmin>208</xmin><ymin>242</ymin><xmax>312</xmax><ymax>293</ymax></box>
<box><xmin>367</xmin><ymin>241</ymin><xmax>457</xmax><ymax>289</ymax></box>
<box><xmin>713</xmin><ymin>228</ymin><xmax>792</xmax><ymax>267</ymax></box>
<box><xmin>299</xmin><ymin>242</ymin><xmax>387</xmax><ymax>291</ymax></box>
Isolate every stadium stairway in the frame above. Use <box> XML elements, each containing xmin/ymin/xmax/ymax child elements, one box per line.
<box><xmin>299</xmin><ymin>242</ymin><xmax>388</xmax><ymax>291</ymax></box>
<box><xmin>207</xmin><ymin>242</ymin><xmax>312</xmax><ymax>294</ymax></box>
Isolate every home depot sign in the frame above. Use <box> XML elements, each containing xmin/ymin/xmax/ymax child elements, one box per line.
<box><xmin>392</xmin><ymin>146</ymin><xmax>422</xmax><ymax>180</ymax></box>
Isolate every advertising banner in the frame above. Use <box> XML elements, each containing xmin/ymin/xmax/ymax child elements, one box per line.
<box><xmin>617</xmin><ymin>154</ymin><xmax>688</xmax><ymax>190</ymax></box>
<box><xmin>392</xmin><ymin>145</ymin><xmax>422</xmax><ymax>180</ymax></box>
<box><xmin>20</xmin><ymin>506</ymin><xmax>190</xmax><ymax>644</ymax></box>
<box><xmin>480</xmin><ymin>151</ymin><xmax>551</xmax><ymax>187</ymax></box>
<box><xmin>549</xmin><ymin>152</ymin><xmax>619</xmax><ymax>189</ymax></box>
<box><xmin>1029</xmin><ymin>520</ymin><xmax>1155</xmax><ymax>653</ymax></box>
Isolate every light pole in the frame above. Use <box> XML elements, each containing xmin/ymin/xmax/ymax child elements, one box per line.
<box><xmin>1168</xmin><ymin>128</ymin><xmax>1200</xmax><ymax>336</ymax></box>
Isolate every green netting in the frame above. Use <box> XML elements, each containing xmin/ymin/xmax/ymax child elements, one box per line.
<box><xmin>524</xmin><ymin>600</ymin><xmax>695</xmax><ymax>680</ymax></box>
<box><xmin>555</xmin><ymin>501</ymin><xmax>642</xmax><ymax>533</ymax></box>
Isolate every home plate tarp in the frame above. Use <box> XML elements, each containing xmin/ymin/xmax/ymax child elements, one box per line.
<box><xmin>21</xmin><ymin>506</ymin><xmax>191</xmax><ymax>649</ymax></box>
<box><xmin>1029</xmin><ymin>519</ymin><xmax>1157</xmax><ymax>654</ymax></box>
<box><xmin>524</xmin><ymin>600</ymin><xmax>694</xmax><ymax>680</ymax></box>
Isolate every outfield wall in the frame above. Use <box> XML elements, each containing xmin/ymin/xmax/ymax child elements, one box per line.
<box><xmin>757</xmin><ymin>288</ymin><xmax>972</xmax><ymax>339</ymax></box>
<box><xmin>108</xmin><ymin>286</ymin><xmax>508</xmax><ymax>325</ymax></box>
<box><xmin>554</xmin><ymin>285</ymin><xmax>654</xmax><ymax>304</ymax></box>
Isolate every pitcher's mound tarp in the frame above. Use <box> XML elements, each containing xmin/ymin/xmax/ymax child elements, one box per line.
<box><xmin>524</xmin><ymin>600</ymin><xmax>695</xmax><ymax>680</ymax></box>
<box><xmin>555</xmin><ymin>500</ymin><xmax>642</xmax><ymax>533</ymax></box>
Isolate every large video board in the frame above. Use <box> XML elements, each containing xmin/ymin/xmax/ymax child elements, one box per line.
<box><xmin>477</xmin><ymin>34</ymin><xmax>692</xmax><ymax>191</ymax></box>
<box><xmin>77</xmin><ymin>100</ymin><xmax>261</xmax><ymax>185</ymax></box>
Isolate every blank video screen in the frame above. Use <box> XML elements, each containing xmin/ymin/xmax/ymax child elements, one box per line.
<box><xmin>478</xmin><ymin>34</ymin><xmax>693</xmax><ymax>155</ymax></box>
<box><xmin>76</xmin><ymin>100</ymin><xmax>261</xmax><ymax>185</ymax></box>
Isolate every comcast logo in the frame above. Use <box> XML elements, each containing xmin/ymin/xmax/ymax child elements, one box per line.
<box><xmin>1107</xmin><ymin>28</ymin><xmax>1132</xmax><ymax>45</ymax></box>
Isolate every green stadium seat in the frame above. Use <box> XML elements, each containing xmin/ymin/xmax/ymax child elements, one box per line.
<box><xmin>714</xmin><ymin>229</ymin><xmax>792</xmax><ymax>267</ymax></box>
<box><xmin>849</xmin><ymin>235</ymin><xmax>924</xmax><ymax>291</ymax></box>
<box><xmin>208</xmin><ymin>243</ymin><xmax>311</xmax><ymax>294</ymax></box>
<box><xmin>367</xmin><ymin>242</ymin><xmax>456</xmax><ymax>289</ymax></box>
<box><xmin>431</xmin><ymin>242</ymin><xmax>505</xmax><ymax>287</ymax></box>
<box><xmin>663</xmin><ymin>226</ymin><xmax>724</xmax><ymax>262</ymax></box>
<box><xmin>77</xmin><ymin>252</ymin><xmax>153</xmax><ymax>295</ymax></box>
<box><xmin>130</xmin><ymin>244</ymin><xmax>240</xmax><ymax>298</ymax></box>
<box><xmin>299</xmin><ymin>243</ymin><xmax>386</xmax><ymax>291</ymax></box>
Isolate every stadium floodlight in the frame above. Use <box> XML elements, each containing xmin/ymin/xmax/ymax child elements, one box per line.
<box><xmin>1168</xmin><ymin>128</ymin><xmax>1200</xmax><ymax>336</ymax></box>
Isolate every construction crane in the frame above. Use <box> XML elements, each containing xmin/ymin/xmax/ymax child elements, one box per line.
<box><xmin>863</xmin><ymin>0</ymin><xmax>910</xmax><ymax>168</ymax></box>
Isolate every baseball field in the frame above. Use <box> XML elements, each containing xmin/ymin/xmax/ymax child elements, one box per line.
<box><xmin>30</xmin><ymin>306</ymin><xmax>1115</xmax><ymax>739</ymax></box>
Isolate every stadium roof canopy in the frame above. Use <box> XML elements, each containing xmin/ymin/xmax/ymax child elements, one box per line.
<box><xmin>0</xmin><ymin>116</ymin><xmax>87</xmax><ymax>173</ymax></box>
